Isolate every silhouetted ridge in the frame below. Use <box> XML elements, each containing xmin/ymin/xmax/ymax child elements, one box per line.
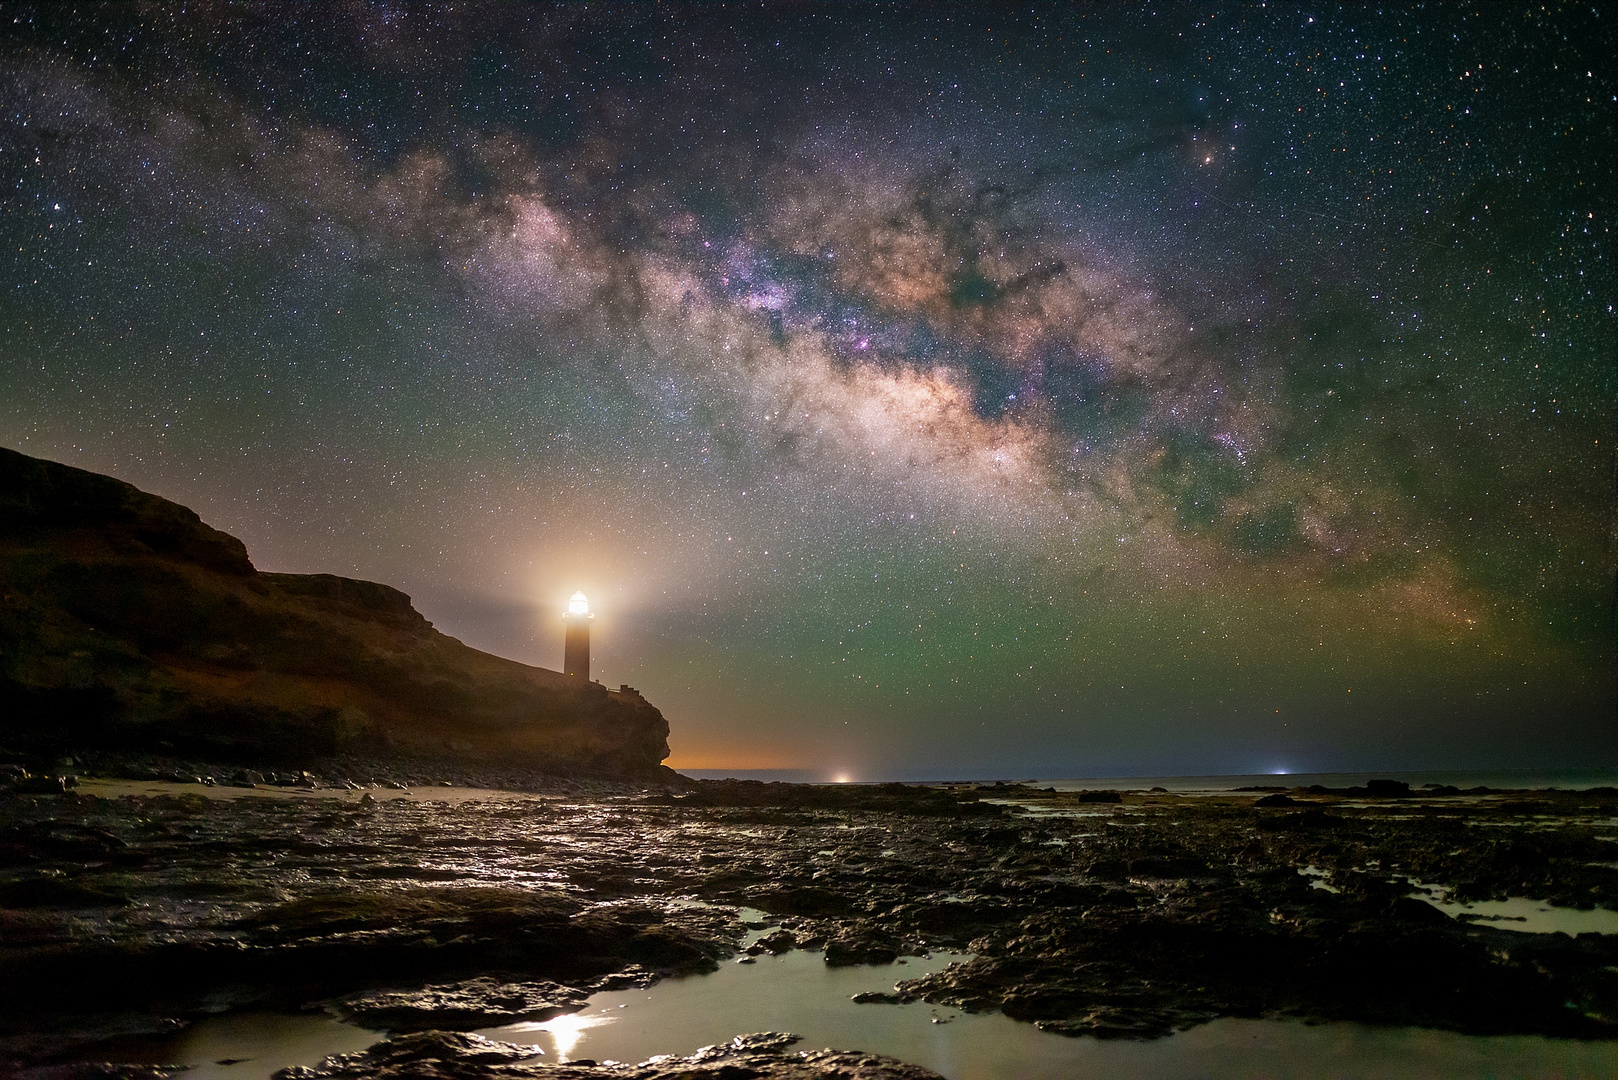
<box><xmin>0</xmin><ymin>446</ymin><xmax>253</xmax><ymax>575</ymax></box>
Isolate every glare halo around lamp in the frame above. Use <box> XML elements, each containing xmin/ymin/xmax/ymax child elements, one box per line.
<box><xmin>563</xmin><ymin>591</ymin><xmax>594</xmax><ymax>680</ymax></box>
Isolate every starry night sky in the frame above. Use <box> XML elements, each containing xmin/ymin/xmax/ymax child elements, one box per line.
<box><xmin>2</xmin><ymin>3</ymin><xmax>1612</xmax><ymax>779</ymax></box>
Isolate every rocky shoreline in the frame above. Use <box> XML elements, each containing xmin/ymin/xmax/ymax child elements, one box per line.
<box><xmin>1</xmin><ymin>748</ymin><xmax>692</xmax><ymax>801</ymax></box>
<box><xmin>2</xmin><ymin>771</ymin><xmax>1616</xmax><ymax>1076</ymax></box>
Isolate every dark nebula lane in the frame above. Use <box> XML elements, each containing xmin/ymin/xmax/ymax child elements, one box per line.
<box><xmin>1</xmin><ymin>3</ymin><xmax>1611</xmax><ymax>778</ymax></box>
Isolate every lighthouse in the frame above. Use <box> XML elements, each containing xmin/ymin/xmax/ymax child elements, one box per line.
<box><xmin>563</xmin><ymin>591</ymin><xmax>594</xmax><ymax>680</ymax></box>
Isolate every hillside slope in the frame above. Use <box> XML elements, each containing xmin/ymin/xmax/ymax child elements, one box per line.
<box><xmin>0</xmin><ymin>448</ymin><xmax>669</xmax><ymax>774</ymax></box>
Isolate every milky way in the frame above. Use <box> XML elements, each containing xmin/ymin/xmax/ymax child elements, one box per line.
<box><xmin>2</xmin><ymin>4</ymin><xmax>1612</xmax><ymax>777</ymax></box>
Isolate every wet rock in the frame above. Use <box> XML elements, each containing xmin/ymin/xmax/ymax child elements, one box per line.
<box><xmin>979</xmin><ymin>826</ymin><xmax>1023</xmax><ymax>847</ymax></box>
<box><xmin>15</xmin><ymin>1066</ymin><xmax>188</xmax><ymax>1080</ymax></box>
<box><xmin>1386</xmin><ymin>896</ymin><xmax>1455</xmax><ymax>926</ymax></box>
<box><xmin>239</xmin><ymin>888</ymin><xmax>730</xmax><ymax>985</ymax></box>
<box><xmin>13</xmin><ymin>775</ymin><xmax>71</xmax><ymax>795</ymax></box>
<box><xmin>1254</xmin><ymin>793</ymin><xmax>1298</xmax><ymax>807</ymax></box>
<box><xmin>1036</xmin><ymin>1006</ymin><xmax>1191</xmax><ymax>1040</ymax></box>
<box><xmin>0</xmin><ymin>820</ymin><xmax>129</xmax><ymax>864</ymax></box>
<box><xmin>1365</xmin><ymin>779</ymin><xmax>1412</xmax><ymax>798</ymax></box>
<box><xmin>275</xmin><ymin>1030</ymin><xmax>945</xmax><ymax>1079</ymax></box>
<box><xmin>1076</xmin><ymin>790</ymin><xmax>1122</xmax><ymax>803</ymax></box>
<box><xmin>851</xmin><ymin>991</ymin><xmax>907</xmax><ymax>1004</ymax></box>
<box><xmin>1</xmin><ymin>881</ymin><xmax>732</xmax><ymax>1057</ymax></box>
<box><xmin>589</xmin><ymin>964</ymin><xmax>658</xmax><ymax>991</ymax></box>
<box><xmin>1258</xmin><ymin>808</ymin><xmax>1338</xmax><ymax>830</ymax></box>
<box><xmin>749</xmin><ymin>885</ymin><xmax>852</xmax><ymax>917</ymax></box>
<box><xmin>336</xmin><ymin>977</ymin><xmax>589</xmax><ymax>1031</ymax></box>
<box><xmin>752</xmin><ymin>929</ymin><xmax>796</xmax><ymax>954</ymax></box>
<box><xmin>0</xmin><ymin>876</ymin><xmax>129</xmax><ymax>909</ymax></box>
<box><xmin>825</xmin><ymin>929</ymin><xmax>902</xmax><ymax>967</ymax></box>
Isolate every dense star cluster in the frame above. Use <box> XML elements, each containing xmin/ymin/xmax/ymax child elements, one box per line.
<box><xmin>1</xmin><ymin>4</ymin><xmax>1611</xmax><ymax>777</ymax></box>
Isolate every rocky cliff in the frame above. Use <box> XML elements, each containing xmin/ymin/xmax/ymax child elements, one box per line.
<box><xmin>0</xmin><ymin>447</ymin><xmax>670</xmax><ymax>775</ymax></box>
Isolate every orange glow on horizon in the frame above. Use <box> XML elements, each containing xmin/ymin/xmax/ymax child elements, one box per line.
<box><xmin>664</xmin><ymin>748</ymin><xmax>809</xmax><ymax>771</ymax></box>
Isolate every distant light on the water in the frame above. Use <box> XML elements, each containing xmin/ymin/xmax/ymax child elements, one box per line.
<box><xmin>1271</xmin><ymin>767</ymin><xmax>1291</xmax><ymax>775</ymax></box>
<box><xmin>833</xmin><ymin>773</ymin><xmax>852</xmax><ymax>784</ymax></box>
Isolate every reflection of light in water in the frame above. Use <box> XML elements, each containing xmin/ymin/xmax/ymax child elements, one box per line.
<box><xmin>500</xmin><ymin>1012</ymin><xmax>612</xmax><ymax>1062</ymax></box>
<box><xmin>473</xmin><ymin>945</ymin><xmax>1618</xmax><ymax>1079</ymax></box>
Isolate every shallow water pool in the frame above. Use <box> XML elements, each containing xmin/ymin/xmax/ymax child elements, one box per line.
<box><xmin>92</xmin><ymin>947</ymin><xmax>1618</xmax><ymax>1079</ymax></box>
<box><xmin>470</xmin><ymin>948</ymin><xmax>1618</xmax><ymax>1079</ymax></box>
<box><xmin>83</xmin><ymin>1011</ymin><xmax>378</xmax><ymax>1080</ymax></box>
<box><xmin>1424</xmin><ymin>893</ymin><xmax>1618</xmax><ymax>936</ymax></box>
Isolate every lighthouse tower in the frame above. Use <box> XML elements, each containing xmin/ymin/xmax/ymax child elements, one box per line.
<box><xmin>563</xmin><ymin>591</ymin><xmax>594</xmax><ymax>680</ymax></box>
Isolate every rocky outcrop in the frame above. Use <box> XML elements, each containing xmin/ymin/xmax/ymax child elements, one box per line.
<box><xmin>276</xmin><ymin>1031</ymin><xmax>946</xmax><ymax>1080</ymax></box>
<box><xmin>0</xmin><ymin>448</ymin><xmax>669</xmax><ymax>775</ymax></box>
<box><xmin>335</xmin><ymin>978</ymin><xmax>591</xmax><ymax>1032</ymax></box>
